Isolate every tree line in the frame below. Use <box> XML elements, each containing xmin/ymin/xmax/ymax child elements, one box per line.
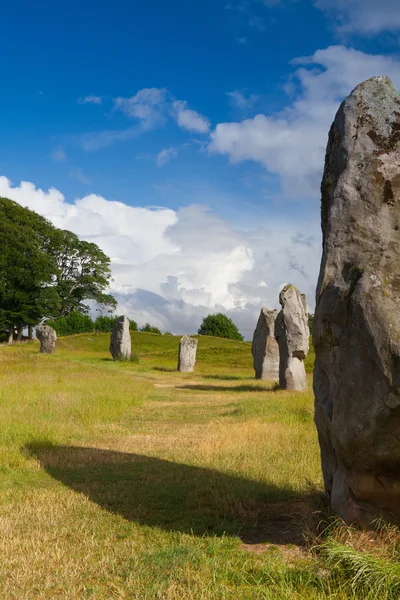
<box><xmin>0</xmin><ymin>197</ymin><xmax>247</xmax><ymax>343</ymax></box>
<box><xmin>0</xmin><ymin>197</ymin><xmax>116</xmax><ymax>342</ymax></box>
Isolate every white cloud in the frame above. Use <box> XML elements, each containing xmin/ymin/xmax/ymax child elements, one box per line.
<box><xmin>81</xmin><ymin>88</ymin><xmax>211</xmax><ymax>150</ymax></box>
<box><xmin>0</xmin><ymin>175</ymin><xmax>320</xmax><ymax>338</ymax></box>
<box><xmin>51</xmin><ymin>148</ymin><xmax>67</xmax><ymax>162</ymax></box>
<box><xmin>314</xmin><ymin>0</ymin><xmax>400</xmax><ymax>35</ymax></box>
<box><xmin>113</xmin><ymin>88</ymin><xmax>168</xmax><ymax>129</ymax></box>
<box><xmin>156</xmin><ymin>147</ymin><xmax>178</xmax><ymax>167</ymax></box>
<box><xmin>171</xmin><ymin>101</ymin><xmax>210</xmax><ymax>133</ymax></box>
<box><xmin>78</xmin><ymin>95</ymin><xmax>102</xmax><ymax>105</ymax></box>
<box><xmin>210</xmin><ymin>45</ymin><xmax>400</xmax><ymax>196</ymax></box>
<box><xmin>70</xmin><ymin>169</ymin><xmax>90</xmax><ymax>185</ymax></box>
<box><xmin>227</xmin><ymin>90</ymin><xmax>258</xmax><ymax>110</ymax></box>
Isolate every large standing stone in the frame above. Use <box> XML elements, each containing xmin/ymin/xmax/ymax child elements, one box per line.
<box><xmin>275</xmin><ymin>285</ymin><xmax>309</xmax><ymax>391</ymax></box>
<box><xmin>109</xmin><ymin>315</ymin><xmax>131</xmax><ymax>360</ymax></box>
<box><xmin>252</xmin><ymin>309</ymin><xmax>279</xmax><ymax>380</ymax></box>
<box><xmin>178</xmin><ymin>335</ymin><xmax>198</xmax><ymax>372</ymax></box>
<box><xmin>313</xmin><ymin>76</ymin><xmax>400</xmax><ymax>524</ymax></box>
<box><xmin>36</xmin><ymin>325</ymin><xmax>57</xmax><ymax>354</ymax></box>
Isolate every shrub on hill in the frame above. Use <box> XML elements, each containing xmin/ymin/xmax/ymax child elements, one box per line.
<box><xmin>129</xmin><ymin>319</ymin><xmax>138</xmax><ymax>331</ymax></box>
<box><xmin>198</xmin><ymin>313</ymin><xmax>244</xmax><ymax>342</ymax></box>
<box><xmin>140</xmin><ymin>323</ymin><xmax>161</xmax><ymax>335</ymax></box>
<box><xmin>93</xmin><ymin>315</ymin><xmax>118</xmax><ymax>333</ymax></box>
<box><xmin>47</xmin><ymin>311</ymin><xmax>94</xmax><ymax>336</ymax></box>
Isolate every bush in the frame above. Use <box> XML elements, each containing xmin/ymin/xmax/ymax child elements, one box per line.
<box><xmin>47</xmin><ymin>312</ymin><xmax>94</xmax><ymax>336</ymax></box>
<box><xmin>140</xmin><ymin>323</ymin><xmax>161</xmax><ymax>335</ymax></box>
<box><xmin>94</xmin><ymin>315</ymin><xmax>118</xmax><ymax>333</ymax></box>
<box><xmin>129</xmin><ymin>319</ymin><xmax>138</xmax><ymax>331</ymax></box>
<box><xmin>198</xmin><ymin>313</ymin><xmax>244</xmax><ymax>342</ymax></box>
<box><xmin>308</xmin><ymin>313</ymin><xmax>313</xmax><ymax>335</ymax></box>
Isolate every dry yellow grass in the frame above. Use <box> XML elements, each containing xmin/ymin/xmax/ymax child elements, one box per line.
<box><xmin>0</xmin><ymin>335</ymin><xmax>395</xmax><ymax>599</ymax></box>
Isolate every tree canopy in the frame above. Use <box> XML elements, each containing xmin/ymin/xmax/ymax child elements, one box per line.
<box><xmin>198</xmin><ymin>313</ymin><xmax>244</xmax><ymax>342</ymax></box>
<box><xmin>0</xmin><ymin>197</ymin><xmax>116</xmax><ymax>341</ymax></box>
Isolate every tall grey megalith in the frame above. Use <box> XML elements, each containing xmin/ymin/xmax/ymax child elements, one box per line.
<box><xmin>275</xmin><ymin>285</ymin><xmax>309</xmax><ymax>391</ymax></box>
<box><xmin>314</xmin><ymin>76</ymin><xmax>400</xmax><ymax>524</ymax></box>
<box><xmin>36</xmin><ymin>325</ymin><xmax>57</xmax><ymax>354</ymax></box>
<box><xmin>252</xmin><ymin>309</ymin><xmax>279</xmax><ymax>380</ymax></box>
<box><xmin>109</xmin><ymin>315</ymin><xmax>131</xmax><ymax>360</ymax></box>
<box><xmin>178</xmin><ymin>335</ymin><xmax>198</xmax><ymax>372</ymax></box>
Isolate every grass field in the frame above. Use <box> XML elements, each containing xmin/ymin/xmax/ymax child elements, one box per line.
<box><xmin>0</xmin><ymin>332</ymin><xmax>399</xmax><ymax>599</ymax></box>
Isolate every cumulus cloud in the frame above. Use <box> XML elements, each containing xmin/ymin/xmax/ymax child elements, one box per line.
<box><xmin>78</xmin><ymin>95</ymin><xmax>103</xmax><ymax>105</ymax></box>
<box><xmin>51</xmin><ymin>148</ymin><xmax>67</xmax><ymax>162</ymax></box>
<box><xmin>0</xmin><ymin>175</ymin><xmax>320</xmax><ymax>338</ymax></box>
<box><xmin>81</xmin><ymin>88</ymin><xmax>211</xmax><ymax>150</ymax></box>
<box><xmin>156</xmin><ymin>147</ymin><xmax>178</xmax><ymax>167</ymax></box>
<box><xmin>314</xmin><ymin>0</ymin><xmax>400</xmax><ymax>35</ymax></box>
<box><xmin>227</xmin><ymin>90</ymin><xmax>258</xmax><ymax>110</ymax></box>
<box><xmin>113</xmin><ymin>88</ymin><xmax>169</xmax><ymax>129</ymax></box>
<box><xmin>171</xmin><ymin>100</ymin><xmax>210</xmax><ymax>133</ymax></box>
<box><xmin>210</xmin><ymin>45</ymin><xmax>400</xmax><ymax>196</ymax></box>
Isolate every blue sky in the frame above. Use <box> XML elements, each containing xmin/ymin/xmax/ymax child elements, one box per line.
<box><xmin>1</xmin><ymin>0</ymin><xmax>400</xmax><ymax>336</ymax></box>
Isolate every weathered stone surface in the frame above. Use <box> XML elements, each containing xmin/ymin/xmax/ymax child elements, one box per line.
<box><xmin>275</xmin><ymin>285</ymin><xmax>309</xmax><ymax>391</ymax></box>
<box><xmin>109</xmin><ymin>315</ymin><xmax>131</xmax><ymax>360</ymax></box>
<box><xmin>178</xmin><ymin>335</ymin><xmax>198</xmax><ymax>372</ymax></box>
<box><xmin>36</xmin><ymin>325</ymin><xmax>57</xmax><ymax>354</ymax></box>
<box><xmin>252</xmin><ymin>309</ymin><xmax>279</xmax><ymax>380</ymax></box>
<box><xmin>313</xmin><ymin>76</ymin><xmax>400</xmax><ymax>524</ymax></box>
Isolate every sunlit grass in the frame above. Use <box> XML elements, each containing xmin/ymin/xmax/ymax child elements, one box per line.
<box><xmin>0</xmin><ymin>334</ymin><xmax>397</xmax><ymax>599</ymax></box>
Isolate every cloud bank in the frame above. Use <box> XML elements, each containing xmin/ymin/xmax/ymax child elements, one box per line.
<box><xmin>0</xmin><ymin>176</ymin><xmax>320</xmax><ymax>338</ymax></box>
<box><xmin>210</xmin><ymin>46</ymin><xmax>400</xmax><ymax>196</ymax></box>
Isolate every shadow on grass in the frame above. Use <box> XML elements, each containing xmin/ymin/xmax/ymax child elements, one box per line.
<box><xmin>153</xmin><ymin>367</ymin><xmax>177</xmax><ymax>373</ymax></box>
<box><xmin>203</xmin><ymin>375</ymin><xmax>253</xmax><ymax>381</ymax></box>
<box><xmin>25</xmin><ymin>443</ymin><xmax>323</xmax><ymax>546</ymax></box>
<box><xmin>177</xmin><ymin>383</ymin><xmax>280</xmax><ymax>393</ymax></box>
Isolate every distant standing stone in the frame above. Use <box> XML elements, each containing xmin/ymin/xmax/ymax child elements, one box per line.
<box><xmin>178</xmin><ymin>336</ymin><xmax>198</xmax><ymax>372</ymax></box>
<box><xmin>252</xmin><ymin>309</ymin><xmax>279</xmax><ymax>380</ymax></box>
<box><xmin>274</xmin><ymin>285</ymin><xmax>309</xmax><ymax>391</ymax></box>
<box><xmin>109</xmin><ymin>315</ymin><xmax>131</xmax><ymax>360</ymax></box>
<box><xmin>36</xmin><ymin>325</ymin><xmax>57</xmax><ymax>354</ymax></box>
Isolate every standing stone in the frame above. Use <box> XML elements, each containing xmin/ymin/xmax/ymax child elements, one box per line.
<box><xmin>274</xmin><ymin>285</ymin><xmax>309</xmax><ymax>391</ymax></box>
<box><xmin>313</xmin><ymin>77</ymin><xmax>400</xmax><ymax>524</ymax></box>
<box><xmin>252</xmin><ymin>309</ymin><xmax>279</xmax><ymax>380</ymax></box>
<box><xmin>178</xmin><ymin>335</ymin><xmax>198</xmax><ymax>372</ymax></box>
<box><xmin>36</xmin><ymin>325</ymin><xmax>57</xmax><ymax>354</ymax></box>
<box><xmin>109</xmin><ymin>315</ymin><xmax>131</xmax><ymax>360</ymax></box>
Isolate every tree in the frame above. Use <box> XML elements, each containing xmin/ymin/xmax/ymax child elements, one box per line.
<box><xmin>0</xmin><ymin>198</ymin><xmax>57</xmax><ymax>341</ymax></box>
<box><xmin>129</xmin><ymin>319</ymin><xmax>138</xmax><ymax>331</ymax></box>
<box><xmin>308</xmin><ymin>313</ymin><xmax>313</xmax><ymax>335</ymax></box>
<box><xmin>47</xmin><ymin>311</ymin><xmax>94</xmax><ymax>336</ymax></box>
<box><xmin>198</xmin><ymin>313</ymin><xmax>244</xmax><ymax>341</ymax></box>
<box><xmin>48</xmin><ymin>229</ymin><xmax>116</xmax><ymax>317</ymax></box>
<box><xmin>140</xmin><ymin>323</ymin><xmax>161</xmax><ymax>334</ymax></box>
<box><xmin>0</xmin><ymin>197</ymin><xmax>117</xmax><ymax>342</ymax></box>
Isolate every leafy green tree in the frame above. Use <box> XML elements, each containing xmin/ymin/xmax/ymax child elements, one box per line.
<box><xmin>48</xmin><ymin>229</ymin><xmax>116</xmax><ymax>317</ymax></box>
<box><xmin>198</xmin><ymin>313</ymin><xmax>244</xmax><ymax>341</ymax></box>
<box><xmin>46</xmin><ymin>311</ymin><xmax>94</xmax><ymax>336</ymax></box>
<box><xmin>308</xmin><ymin>313</ymin><xmax>313</xmax><ymax>335</ymax></box>
<box><xmin>0</xmin><ymin>198</ymin><xmax>57</xmax><ymax>341</ymax></box>
<box><xmin>94</xmin><ymin>315</ymin><xmax>118</xmax><ymax>333</ymax></box>
<box><xmin>140</xmin><ymin>323</ymin><xmax>161</xmax><ymax>334</ymax></box>
<box><xmin>129</xmin><ymin>319</ymin><xmax>138</xmax><ymax>331</ymax></box>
